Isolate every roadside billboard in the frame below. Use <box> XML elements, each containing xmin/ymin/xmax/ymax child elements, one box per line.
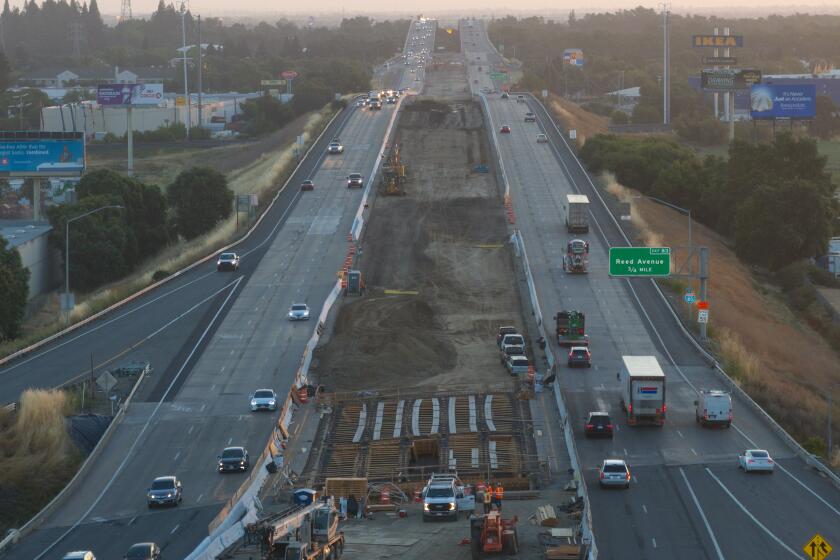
<box><xmin>701</xmin><ymin>68</ymin><xmax>761</xmax><ymax>91</ymax></box>
<box><xmin>97</xmin><ymin>83</ymin><xmax>164</xmax><ymax>106</ymax></box>
<box><xmin>692</xmin><ymin>35</ymin><xmax>744</xmax><ymax>48</ymax></box>
<box><xmin>0</xmin><ymin>133</ymin><xmax>85</xmax><ymax>177</ymax></box>
<box><xmin>750</xmin><ymin>84</ymin><xmax>816</xmax><ymax>119</ymax></box>
<box><xmin>563</xmin><ymin>48</ymin><xmax>584</xmax><ymax>66</ymax></box>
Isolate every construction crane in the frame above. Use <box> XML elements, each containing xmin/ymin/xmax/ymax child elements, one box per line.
<box><xmin>244</xmin><ymin>496</ymin><xmax>344</xmax><ymax>560</ymax></box>
<box><xmin>381</xmin><ymin>144</ymin><xmax>407</xmax><ymax>196</ymax></box>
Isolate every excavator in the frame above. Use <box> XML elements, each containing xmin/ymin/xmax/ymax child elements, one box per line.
<box><xmin>244</xmin><ymin>496</ymin><xmax>344</xmax><ymax>560</ymax></box>
<box><xmin>381</xmin><ymin>144</ymin><xmax>408</xmax><ymax>196</ymax></box>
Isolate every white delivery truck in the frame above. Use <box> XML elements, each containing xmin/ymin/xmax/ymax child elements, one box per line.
<box><xmin>619</xmin><ymin>356</ymin><xmax>666</xmax><ymax>426</ymax></box>
<box><xmin>565</xmin><ymin>194</ymin><xmax>590</xmax><ymax>233</ymax></box>
<box><xmin>695</xmin><ymin>389</ymin><xmax>732</xmax><ymax>428</ymax></box>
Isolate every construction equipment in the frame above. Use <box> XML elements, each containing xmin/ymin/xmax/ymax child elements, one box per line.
<box><xmin>563</xmin><ymin>239</ymin><xmax>589</xmax><ymax>274</ymax></box>
<box><xmin>554</xmin><ymin>311</ymin><xmax>589</xmax><ymax>346</ymax></box>
<box><xmin>381</xmin><ymin>144</ymin><xmax>408</xmax><ymax>196</ymax></box>
<box><xmin>469</xmin><ymin>511</ymin><xmax>519</xmax><ymax>559</ymax></box>
<box><xmin>244</xmin><ymin>496</ymin><xmax>345</xmax><ymax>560</ymax></box>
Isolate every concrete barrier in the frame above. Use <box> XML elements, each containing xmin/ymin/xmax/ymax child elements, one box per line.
<box><xmin>527</xmin><ymin>92</ymin><xmax>840</xmax><ymax>489</ymax></box>
<box><xmin>0</xmin><ymin>369</ymin><xmax>148</xmax><ymax>553</ymax></box>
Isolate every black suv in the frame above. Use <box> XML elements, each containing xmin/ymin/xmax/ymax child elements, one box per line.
<box><xmin>585</xmin><ymin>412</ymin><xmax>614</xmax><ymax>438</ymax></box>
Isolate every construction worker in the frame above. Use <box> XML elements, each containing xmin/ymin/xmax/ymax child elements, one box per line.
<box><xmin>494</xmin><ymin>482</ymin><xmax>504</xmax><ymax>512</ymax></box>
<box><xmin>484</xmin><ymin>482</ymin><xmax>493</xmax><ymax>514</ymax></box>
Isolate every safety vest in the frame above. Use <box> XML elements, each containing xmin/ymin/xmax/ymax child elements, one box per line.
<box><xmin>495</xmin><ymin>485</ymin><xmax>504</xmax><ymax>499</ymax></box>
<box><xmin>484</xmin><ymin>486</ymin><xmax>494</xmax><ymax>503</ymax></box>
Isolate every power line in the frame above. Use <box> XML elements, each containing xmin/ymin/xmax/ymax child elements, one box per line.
<box><xmin>120</xmin><ymin>0</ymin><xmax>132</xmax><ymax>21</ymax></box>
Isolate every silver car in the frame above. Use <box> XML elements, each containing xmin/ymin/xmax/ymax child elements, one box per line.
<box><xmin>249</xmin><ymin>389</ymin><xmax>277</xmax><ymax>412</ymax></box>
<box><xmin>327</xmin><ymin>141</ymin><xmax>344</xmax><ymax>154</ymax></box>
<box><xmin>288</xmin><ymin>303</ymin><xmax>310</xmax><ymax>321</ymax></box>
<box><xmin>599</xmin><ymin>459</ymin><xmax>630</xmax><ymax>489</ymax></box>
<box><xmin>146</xmin><ymin>476</ymin><xmax>182</xmax><ymax>507</ymax></box>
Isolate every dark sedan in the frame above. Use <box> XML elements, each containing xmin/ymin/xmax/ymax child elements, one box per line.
<box><xmin>218</xmin><ymin>446</ymin><xmax>249</xmax><ymax>472</ymax></box>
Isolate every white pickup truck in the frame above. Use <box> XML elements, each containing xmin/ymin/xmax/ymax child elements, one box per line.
<box><xmin>422</xmin><ymin>473</ymin><xmax>475</xmax><ymax>522</ymax></box>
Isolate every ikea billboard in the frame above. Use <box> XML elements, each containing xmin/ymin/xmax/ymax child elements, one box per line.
<box><xmin>750</xmin><ymin>84</ymin><xmax>816</xmax><ymax>119</ymax></box>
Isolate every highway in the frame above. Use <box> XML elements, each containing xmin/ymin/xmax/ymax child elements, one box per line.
<box><xmin>462</xmin><ymin>19</ymin><xmax>840</xmax><ymax>560</ymax></box>
<box><xmin>3</xmin><ymin>22</ymin><xmax>431</xmax><ymax>560</ymax></box>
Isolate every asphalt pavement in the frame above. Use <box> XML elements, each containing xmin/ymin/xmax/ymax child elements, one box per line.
<box><xmin>462</xmin><ymin>19</ymin><xmax>840</xmax><ymax>560</ymax></box>
<box><xmin>4</xmin><ymin>24</ymin><xmax>432</xmax><ymax>559</ymax></box>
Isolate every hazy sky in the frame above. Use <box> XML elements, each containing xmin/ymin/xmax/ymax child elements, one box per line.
<box><xmin>9</xmin><ymin>0</ymin><xmax>840</xmax><ymax>18</ymax></box>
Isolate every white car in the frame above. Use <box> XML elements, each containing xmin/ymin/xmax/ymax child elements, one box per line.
<box><xmin>599</xmin><ymin>459</ymin><xmax>631</xmax><ymax>489</ymax></box>
<box><xmin>738</xmin><ymin>449</ymin><xmax>775</xmax><ymax>473</ymax></box>
<box><xmin>536</xmin><ymin>133</ymin><xmax>548</xmax><ymax>143</ymax></box>
<box><xmin>288</xmin><ymin>303</ymin><xmax>310</xmax><ymax>321</ymax></box>
<box><xmin>249</xmin><ymin>389</ymin><xmax>277</xmax><ymax>412</ymax></box>
<box><xmin>327</xmin><ymin>141</ymin><xmax>344</xmax><ymax>154</ymax></box>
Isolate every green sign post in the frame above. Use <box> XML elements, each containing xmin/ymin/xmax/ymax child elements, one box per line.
<box><xmin>609</xmin><ymin>247</ymin><xmax>671</xmax><ymax>277</ymax></box>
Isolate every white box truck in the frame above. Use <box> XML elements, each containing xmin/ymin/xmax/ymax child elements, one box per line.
<box><xmin>619</xmin><ymin>356</ymin><xmax>666</xmax><ymax>426</ymax></box>
<box><xmin>695</xmin><ymin>389</ymin><xmax>732</xmax><ymax>428</ymax></box>
<box><xmin>565</xmin><ymin>194</ymin><xmax>590</xmax><ymax>233</ymax></box>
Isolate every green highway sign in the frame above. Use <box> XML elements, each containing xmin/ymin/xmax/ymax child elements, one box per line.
<box><xmin>609</xmin><ymin>247</ymin><xmax>671</xmax><ymax>277</ymax></box>
<box><xmin>490</xmin><ymin>72</ymin><xmax>508</xmax><ymax>80</ymax></box>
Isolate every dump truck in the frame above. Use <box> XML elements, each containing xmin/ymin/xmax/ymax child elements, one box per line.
<box><xmin>563</xmin><ymin>239</ymin><xmax>589</xmax><ymax>273</ymax></box>
<box><xmin>619</xmin><ymin>356</ymin><xmax>666</xmax><ymax>426</ymax></box>
<box><xmin>565</xmin><ymin>194</ymin><xmax>590</xmax><ymax>233</ymax></box>
<box><xmin>554</xmin><ymin>310</ymin><xmax>589</xmax><ymax>346</ymax></box>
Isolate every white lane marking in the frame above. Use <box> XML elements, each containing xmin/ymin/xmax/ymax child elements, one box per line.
<box><xmin>31</xmin><ymin>277</ymin><xmax>243</xmax><ymax>560</ymax></box>
<box><xmin>127</xmin><ymin>516</ymin><xmax>136</xmax><ymax>526</ymax></box>
<box><xmin>227</xmin><ymin>437</ymin><xmax>233</xmax><ymax>446</ymax></box>
<box><xmin>623</xmin><ymin>448</ymin><xmax>628</xmax><ymax>456</ymax></box>
<box><xmin>197</xmin><ymin>493</ymin><xmax>204</xmax><ymax>503</ymax></box>
<box><xmin>0</xmin><ymin>268</ymin><xmax>217</xmax><ymax>375</ymax></box>
<box><xmin>691</xmin><ymin>448</ymin><xmax>698</xmax><ymax>456</ymax></box>
<box><xmin>201</xmin><ymin>404</ymin><xmax>206</xmax><ymax>412</ymax></box>
<box><xmin>220</xmin><ymin>366</ymin><xmax>225</xmax><ymax>372</ymax></box>
<box><xmin>170</xmin><ymin>524</ymin><xmax>179</xmax><ymax>534</ymax></box>
<box><xmin>187</xmin><ymin>425</ymin><xmax>194</xmax><ymax>435</ymax></box>
<box><xmin>173</xmin><ymin>451</ymin><xmax>180</xmax><ymax>461</ymax></box>
<box><xmin>732</xmin><ymin>424</ymin><xmax>840</xmax><ymax>519</ymax></box>
<box><xmin>642</xmin><ymin>504</ymin><xmax>647</xmax><ymax>514</ymax></box>
<box><xmin>210</xmin><ymin>385</ymin><xmax>216</xmax><ymax>392</ymax></box>
<box><xmin>677</xmin><ymin>430</ymin><xmax>684</xmax><ymax>439</ymax></box>
<box><xmin>652</xmin><ymin>538</ymin><xmax>657</xmax><ymax>549</ymax></box>
<box><xmin>679</xmin><ymin>468</ymin><xmax>725</xmax><ymax>560</ymax></box>
<box><xmin>705</xmin><ymin>467</ymin><xmax>800</xmax><ymax>558</ymax></box>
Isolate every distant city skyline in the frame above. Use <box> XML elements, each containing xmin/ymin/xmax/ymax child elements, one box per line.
<box><xmin>6</xmin><ymin>0</ymin><xmax>840</xmax><ymax>19</ymax></box>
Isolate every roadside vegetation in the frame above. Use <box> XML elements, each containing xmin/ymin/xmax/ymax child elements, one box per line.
<box><xmin>0</xmin><ymin>390</ymin><xmax>81</xmax><ymax>534</ymax></box>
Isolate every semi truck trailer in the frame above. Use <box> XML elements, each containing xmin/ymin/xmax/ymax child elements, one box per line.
<box><xmin>619</xmin><ymin>355</ymin><xmax>666</xmax><ymax>426</ymax></box>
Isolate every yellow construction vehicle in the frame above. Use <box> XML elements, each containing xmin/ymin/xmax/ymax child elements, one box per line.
<box><xmin>381</xmin><ymin>144</ymin><xmax>407</xmax><ymax>196</ymax></box>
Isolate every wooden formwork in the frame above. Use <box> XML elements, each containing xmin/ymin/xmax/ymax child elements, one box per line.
<box><xmin>366</xmin><ymin>440</ymin><xmax>403</xmax><ymax>479</ymax></box>
<box><xmin>324</xmin><ymin>477</ymin><xmax>368</xmax><ymax>501</ymax></box>
<box><xmin>322</xmin><ymin>443</ymin><xmax>360</xmax><ymax>479</ymax></box>
<box><xmin>488</xmin><ymin>434</ymin><xmax>522</xmax><ymax>475</ymax></box>
<box><xmin>488</xmin><ymin>394</ymin><xmax>516</xmax><ymax>433</ymax></box>
<box><xmin>334</xmin><ymin>402</ymin><xmax>365</xmax><ymax>443</ymax></box>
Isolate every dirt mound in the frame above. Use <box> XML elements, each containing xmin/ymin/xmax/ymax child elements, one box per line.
<box><xmin>311</xmin><ymin>98</ymin><xmax>523</xmax><ymax>393</ymax></box>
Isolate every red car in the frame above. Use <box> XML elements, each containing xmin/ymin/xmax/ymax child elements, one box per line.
<box><xmin>500</xmin><ymin>125</ymin><xmax>511</xmax><ymax>133</ymax></box>
<box><xmin>301</xmin><ymin>179</ymin><xmax>315</xmax><ymax>191</ymax></box>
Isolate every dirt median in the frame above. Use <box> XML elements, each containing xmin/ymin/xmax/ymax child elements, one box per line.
<box><xmin>311</xmin><ymin>79</ymin><xmax>525</xmax><ymax>394</ymax></box>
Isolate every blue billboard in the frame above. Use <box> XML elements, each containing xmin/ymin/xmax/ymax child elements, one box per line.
<box><xmin>750</xmin><ymin>84</ymin><xmax>816</xmax><ymax>119</ymax></box>
<box><xmin>0</xmin><ymin>138</ymin><xmax>86</xmax><ymax>176</ymax></box>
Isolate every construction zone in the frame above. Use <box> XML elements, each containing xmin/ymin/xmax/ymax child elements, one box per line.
<box><xmin>221</xmin><ymin>52</ymin><xmax>589</xmax><ymax>560</ymax></box>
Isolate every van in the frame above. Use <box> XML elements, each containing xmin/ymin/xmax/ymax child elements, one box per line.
<box><xmin>695</xmin><ymin>390</ymin><xmax>732</xmax><ymax>427</ymax></box>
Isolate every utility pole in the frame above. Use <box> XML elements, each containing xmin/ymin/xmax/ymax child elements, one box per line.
<box><xmin>120</xmin><ymin>0</ymin><xmax>132</xmax><ymax>21</ymax></box>
<box><xmin>11</xmin><ymin>92</ymin><xmax>30</xmax><ymax>129</ymax></box>
<box><xmin>197</xmin><ymin>15</ymin><xmax>203</xmax><ymax>130</ymax></box>
<box><xmin>179</xmin><ymin>0</ymin><xmax>191</xmax><ymax>139</ymax></box>
<box><xmin>662</xmin><ymin>4</ymin><xmax>670</xmax><ymax>125</ymax></box>
<box><xmin>724</xmin><ymin>27</ymin><xmax>735</xmax><ymax>141</ymax></box>
<box><xmin>713</xmin><ymin>27</ymin><xmax>719</xmax><ymax>119</ymax></box>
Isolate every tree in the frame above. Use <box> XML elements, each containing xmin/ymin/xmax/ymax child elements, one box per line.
<box><xmin>0</xmin><ymin>236</ymin><xmax>29</xmax><ymax>341</ymax></box>
<box><xmin>0</xmin><ymin>51</ymin><xmax>11</xmax><ymax>93</ymax></box>
<box><xmin>47</xmin><ymin>195</ymin><xmax>130</xmax><ymax>292</ymax></box>
<box><xmin>810</xmin><ymin>96</ymin><xmax>839</xmax><ymax>140</ymax></box>
<box><xmin>76</xmin><ymin>169</ymin><xmax>169</xmax><ymax>266</ymax></box>
<box><xmin>167</xmin><ymin>167</ymin><xmax>233</xmax><ymax>240</ymax></box>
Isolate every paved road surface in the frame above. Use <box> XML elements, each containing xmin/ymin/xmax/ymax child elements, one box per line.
<box><xmin>462</xmin><ymin>19</ymin><xmax>840</xmax><ymax>560</ymax></box>
<box><xmin>5</xmin><ymin>22</ymin><xmax>433</xmax><ymax>560</ymax></box>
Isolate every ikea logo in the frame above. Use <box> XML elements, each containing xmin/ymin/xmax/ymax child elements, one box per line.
<box><xmin>692</xmin><ymin>35</ymin><xmax>743</xmax><ymax>48</ymax></box>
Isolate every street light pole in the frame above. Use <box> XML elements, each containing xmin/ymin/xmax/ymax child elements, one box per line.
<box><xmin>64</xmin><ymin>205</ymin><xmax>124</xmax><ymax>314</ymax></box>
<box><xmin>179</xmin><ymin>0</ymin><xmax>191</xmax><ymax>140</ymax></box>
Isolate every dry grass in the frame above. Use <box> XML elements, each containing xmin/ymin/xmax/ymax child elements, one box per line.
<box><xmin>0</xmin><ymin>390</ymin><xmax>81</xmax><ymax>532</ymax></box>
<box><xmin>608</xmin><ymin>176</ymin><xmax>840</xmax><ymax>451</ymax></box>
<box><xmin>545</xmin><ymin>93</ymin><xmax>609</xmax><ymax>146</ymax></box>
<box><xmin>0</xmin><ymin>106</ymin><xmax>338</xmax><ymax>360</ymax></box>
